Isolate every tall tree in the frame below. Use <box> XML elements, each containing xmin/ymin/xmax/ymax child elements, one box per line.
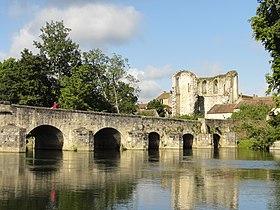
<box><xmin>0</xmin><ymin>58</ymin><xmax>20</xmax><ymax>103</ymax></box>
<box><xmin>251</xmin><ymin>0</ymin><xmax>280</xmax><ymax>96</ymax></box>
<box><xmin>82</xmin><ymin>49</ymin><xmax>139</xmax><ymax>114</ymax></box>
<box><xmin>17</xmin><ymin>49</ymin><xmax>54</xmax><ymax>106</ymax></box>
<box><xmin>59</xmin><ymin>64</ymin><xmax>112</xmax><ymax>111</ymax></box>
<box><xmin>0</xmin><ymin>50</ymin><xmax>54</xmax><ymax>106</ymax></box>
<box><xmin>34</xmin><ymin>21</ymin><xmax>81</xmax><ymax>78</ymax></box>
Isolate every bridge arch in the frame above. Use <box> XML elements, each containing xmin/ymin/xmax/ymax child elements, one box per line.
<box><xmin>26</xmin><ymin>125</ymin><xmax>63</xmax><ymax>150</ymax></box>
<box><xmin>148</xmin><ymin>132</ymin><xmax>160</xmax><ymax>150</ymax></box>
<box><xmin>182</xmin><ymin>133</ymin><xmax>194</xmax><ymax>149</ymax></box>
<box><xmin>94</xmin><ymin>127</ymin><xmax>121</xmax><ymax>151</ymax></box>
<box><xmin>213</xmin><ymin>133</ymin><xmax>221</xmax><ymax>149</ymax></box>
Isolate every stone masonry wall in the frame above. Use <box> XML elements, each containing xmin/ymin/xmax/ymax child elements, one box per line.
<box><xmin>172</xmin><ymin>70</ymin><xmax>239</xmax><ymax>116</ymax></box>
<box><xmin>0</xmin><ymin>104</ymin><xmax>237</xmax><ymax>152</ymax></box>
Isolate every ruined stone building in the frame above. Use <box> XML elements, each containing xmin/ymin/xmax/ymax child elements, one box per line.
<box><xmin>171</xmin><ymin>70</ymin><xmax>239</xmax><ymax>116</ymax></box>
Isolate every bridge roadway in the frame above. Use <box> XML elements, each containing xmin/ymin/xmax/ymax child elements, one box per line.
<box><xmin>0</xmin><ymin>103</ymin><xmax>236</xmax><ymax>152</ymax></box>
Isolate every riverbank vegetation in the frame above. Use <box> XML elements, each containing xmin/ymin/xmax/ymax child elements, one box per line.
<box><xmin>0</xmin><ymin>21</ymin><xmax>138</xmax><ymax>114</ymax></box>
<box><xmin>244</xmin><ymin>0</ymin><xmax>280</xmax><ymax>151</ymax></box>
<box><xmin>232</xmin><ymin>104</ymin><xmax>280</xmax><ymax>151</ymax></box>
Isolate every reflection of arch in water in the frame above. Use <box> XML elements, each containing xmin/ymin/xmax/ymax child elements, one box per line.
<box><xmin>26</xmin><ymin>150</ymin><xmax>63</xmax><ymax>172</ymax></box>
<box><xmin>148</xmin><ymin>149</ymin><xmax>159</xmax><ymax>162</ymax></box>
<box><xmin>213</xmin><ymin>133</ymin><xmax>221</xmax><ymax>149</ymax></box>
<box><xmin>27</xmin><ymin>125</ymin><xmax>63</xmax><ymax>150</ymax></box>
<box><xmin>148</xmin><ymin>132</ymin><xmax>160</xmax><ymax>150</ymax></box>
<box><xmin>183</xmin><ymin>133</ymin><xmax>194</xmax><ymax>149</ymax></box>
<box><xmin>94</xmin><ymin>127</ymin><xmax>121</xmax><ymax>151</ymax></box>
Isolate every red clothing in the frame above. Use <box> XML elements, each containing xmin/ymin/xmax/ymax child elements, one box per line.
<box><xmin>51</xmin><ymin>102</ymin><xmax>59</xmax><ymax>109</ymax></box>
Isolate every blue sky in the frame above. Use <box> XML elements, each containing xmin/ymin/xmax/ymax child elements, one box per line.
<box><xmin>0</xmin><ymin>0</ymin><xmax>271</xmax><ymax>102</ymax></box>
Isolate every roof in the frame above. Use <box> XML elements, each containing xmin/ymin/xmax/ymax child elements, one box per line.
<box><xmin>156</xmin><ymin>91</ymin><xmax>171</xmax><ymax>100</ymax></box>
<box><xmin>235</xmin><ymin>97</ymin><xmax>275</xmax><ymax>108</ymax></box>
<box><xmin>207</xmin><ymin>96</ymin><xmax>275</xmax><ymax>114</ymax></box>
<box><xmin>207</xmin><ymin>104</ymin><xmax>236</xmax><ymax>114</ymax></box>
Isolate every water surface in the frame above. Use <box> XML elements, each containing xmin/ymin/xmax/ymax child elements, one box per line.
<box><xmin>1</xmin><ymin>149</ymin><xmax>280</xmax><ymax>210</ymax></box>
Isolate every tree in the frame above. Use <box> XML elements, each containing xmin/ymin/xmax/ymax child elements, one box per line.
<box><xmin>231</xmin><ymin>104</ymin><xmax>280</xmax><ymax>151</ymax></box>
<box><xmin>59</xmin><ymin>64</ymin><xmax>112</xmax><ymax>111</ymax></box>
<box><xmin>0</xmin><ymin>58</ymin><xmax>21</xmax><ymax>103</ymax></box>
<box><xmin>17</xmin><ymin>49</ymin><xmax>54</xmax><ymax>106</ymax></box>
<box><xmin>0</xmin><ymin>50</ymin><xmax>54</xmax><ymax>106</ymax></box>
<box><xmin>34</xmin><ymin>21</ymin><xmax>81</xmax><ymax>78</ymax></box>
<box><xmin>251</xmin><ymin>0</ymin><xmax>280</xmax><ymax>95</ymax></box>
<box><xmin>82</xmin><ymin>49</ymin><xmax>139</xmax><ymax>114</ymax></box>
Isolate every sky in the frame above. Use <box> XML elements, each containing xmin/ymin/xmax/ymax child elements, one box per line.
<box><xmin>0</xmin><ymin>0</ymin><xmax>271</xmax><ymax>102</ymax></box>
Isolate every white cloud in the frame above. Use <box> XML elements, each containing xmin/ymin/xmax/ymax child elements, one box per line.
<box><xmin>144</xmin><ymin>64</ymin><xmax>174</xmax><ymax>80</ymax></box>
<box><xmin>9</xmin><ymin>24</ymin><xmax>38</xmax><ymax>57</ymax></box>
<box><xmin>129</xmin><ymin>65</ymin><xmax>174</xmax><ymax>102</ymax></box>
<box><xmin>5</xmin><ymin>3</ymin><xmax>141</xmax><ymax>58</ymax></box>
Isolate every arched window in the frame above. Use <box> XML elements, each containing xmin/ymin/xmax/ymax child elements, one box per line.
<box><xmin>213</xmin><ymin>80</ymin><xmax>218</xmax><ymax>94</ymax></box>
<box><xmin>176</xmin><ymin>77</ymin><xmax>180</xmax><ymax>94</ymax></box>
<box><xmin>202</xmin><ymin>80</ymin><xmax>207</xmax><ymax>94</ymax></box>
<box><xmin>187</xmin><ymin>83</ymin><xmax>190</xmax><ymax>92</ymax></box>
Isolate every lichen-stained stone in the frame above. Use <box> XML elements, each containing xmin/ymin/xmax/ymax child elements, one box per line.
<box><xmin>0</xmin><ymin>125</ymin><xmax>26</xmax><ymax>152</ymax></box>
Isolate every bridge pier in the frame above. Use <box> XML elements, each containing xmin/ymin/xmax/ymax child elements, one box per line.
<box><xmin>0</xmin><ymin>125</ymin><xmax>26</xmax><ymax>152</ymax></box>
<box><xmin>67</xmin><ymin>127</ymin><xmax>94</xmax><ymax>151</ymax></box>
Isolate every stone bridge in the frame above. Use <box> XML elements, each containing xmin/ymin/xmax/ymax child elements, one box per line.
<box><xmin>0</xmin><ymin>103</ymin><xmax>237</xmax><ymax>152</ymax></box>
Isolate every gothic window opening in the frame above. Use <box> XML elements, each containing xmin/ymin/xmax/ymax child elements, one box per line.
<box><xmin>202</xmin><ymin>80</ymin><xmax>207</xmax><ymax>94</ymax></box>
<box><xmin>176</xmin><ymin>77</ymin><xmax>180</xmax><ymax>94</ymax></box>
<box><xmin>213</xmin><ymin>80</ymin><xmax>218</xmax><ymax>94</ymax></box>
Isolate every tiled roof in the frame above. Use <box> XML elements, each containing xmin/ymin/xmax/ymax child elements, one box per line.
<box><xmin>207</xmin><ymin>104</ymin><xmax>236</xmax><ymax>114</ymax></box>
<box><xmin>235</xmin><ymin>97</ymin><xmax>275</xmax><ymax>108</ymax></box>
<box><xmin>207</xmin><ymin>96</ymin><xmax>275</xmax><ymax>114</ymax></box>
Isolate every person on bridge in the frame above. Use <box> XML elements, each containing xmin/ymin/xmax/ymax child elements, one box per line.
<box><xmin>51</xmin><ymin>102</ymin><xmax>59</xmax><ymax>109</ymax></box>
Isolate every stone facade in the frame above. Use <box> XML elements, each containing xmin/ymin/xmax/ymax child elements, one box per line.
<box><xmin>172</xmin><ymin>70</ymin><xmax>239</xmax><ymax>116</ymax></box>
<box><xmin>0</xmin><ymin>104</ymin><xmax>237</xmax><ymax>152</ymax></box>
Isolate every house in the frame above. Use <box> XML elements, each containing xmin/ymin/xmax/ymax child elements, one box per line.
<box><xmin>206</xmin><ymin>96</ymin><xmax>275</xmax><ymax>119</ymax></box>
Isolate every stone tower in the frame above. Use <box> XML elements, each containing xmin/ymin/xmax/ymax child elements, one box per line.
<box><xmin>171</xmin><ymin>70</ymin><xmax>239</xmax><ymax>116</ymax></box>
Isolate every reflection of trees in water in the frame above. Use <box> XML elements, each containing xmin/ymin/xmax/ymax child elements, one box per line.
<box><xmin>1</xmin><ymin>149</ymin><xmax>280</xmax><ymax>209</ymax></box>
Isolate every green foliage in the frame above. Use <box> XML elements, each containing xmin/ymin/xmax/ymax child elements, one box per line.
<box><xmin>251</xmin><ymin>0</ymin><xmax>280</xmax><ymax>95</ymax></box>
<box><xmin>0</xmin><ymin>21</ymin><xmax>138</xmax><ymax>114</ymax></box>
<box><xmin>59</xmin><ymin>48</ymin><xmax>138</xmax><ymax>114</ymax></box>
<box><xmin>34</xmin><ymin>21</ymin><xmax>81</xmax><ymax>78</ymax></box>
<box><xmin>147</xmin><ymin>99</ymin><xmax>166</xmax><ymax>117</ymax></box>
<box><xmin>0</xmin><ymin>50</ymin><xmax>54</xmax><ymax>106</ymax></box>
<box><xmin>231</xmin><ymin>104</ymin><xmax>271</xmax><ymax>120</ymax></box>
<box><xmin>59</xmin><ymin>65</ymin><xmax>112</xmax><ymax>111</ymax></box>
<box><xmin>177</xmin><ymin>113</ymin><xmax>203</xmax><ymax>120</ymax></box>
<box><xmin>0</xmin><ymin>58</ymin><xmax>21</xmax><ymax>103</ymax></box>
<box><xmin>237</xmin><ymin>139</ymin><xmax>254</xmax><ymax>149</ymax></box>
<box><xmin>232</xmin><ymin>104</ymin><xmax>280</xmax><ymax>151</ymax></box>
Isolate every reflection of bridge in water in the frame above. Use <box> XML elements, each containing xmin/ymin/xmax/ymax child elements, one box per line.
<box><xmin>0</xmin><ymin>149</ymin><xmax>278</xmax><ymax>209</ymax></box>
<box><xmin>0</xmin><ymin>103</ymin><xmax>236</xmax><ymax>152</ymax></box>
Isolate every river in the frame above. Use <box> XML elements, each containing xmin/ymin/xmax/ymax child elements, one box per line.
<box><xmin>0</xmin><ymin>149</ymin><xmax>280</xmax><ymax>210</ymax></box>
